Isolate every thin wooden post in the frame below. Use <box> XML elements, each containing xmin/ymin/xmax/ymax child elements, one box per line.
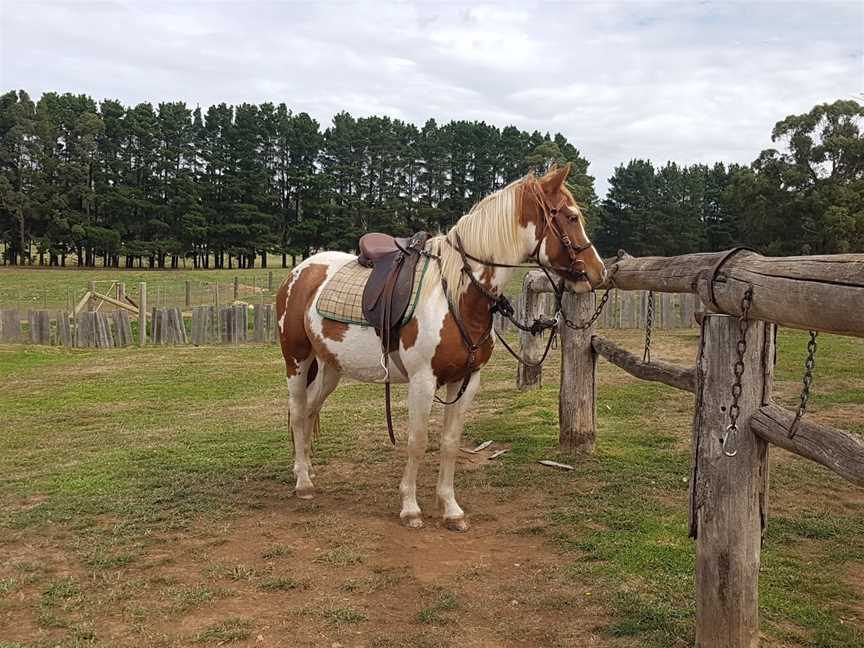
<box><xmin>138</xmin><ymin>282</ymin><xmax>147</xmax><ymax>346</ymax></box>
<box><xmin>118</xmin><ymin>282</ymin><xmax>125</xmax><ymax>304</ymax></box>
<box><xmin>559</xmin><ymin>291</ymin><xmax>597</xmax><ymax>454</ymax></box>
<box><xmin>689</xmin><ymin>314</ymin><xmax>773</xmax><ymax>648</ymax></box>
<box><xmin>268</xmin><ymin>270</ymin><xmax>273</xmax><ymax>292</ymax></box>
<box><xmin>517</xmin><ymin>274</ymin><xmax>545</xmax><ymax>390</ymax></box>
<box><xmin>185</xmin><ymin>281</ymin><xmax>191</xmax><ymax>308</ymax></box>
<box><xmin>88</xmin><ymin>281</ymin><xmax>96</xmax><ymax>311</ymax></box>
<box><xmin>233</xmin><ymin>276</ymin><xmax>239</xmax><ymax>301</ymax></box>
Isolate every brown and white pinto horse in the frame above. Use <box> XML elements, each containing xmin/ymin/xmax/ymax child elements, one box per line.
<box><xmin>276</xmin><ymin>164</ymin><xmax>606</xmax><ymax>531</ymax></box>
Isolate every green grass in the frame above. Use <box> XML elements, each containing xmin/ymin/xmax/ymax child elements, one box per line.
<box><xmin>415</xmin><ymin>591</ymin><xmax>458</xmax><ymax>625</ymax></box>
<box><xmin>0</xmin><ymin>327</ymin><xmax>861</xmax><ymax>647</ymax></box>
<box><xmin>195</xmin><ymin>617</ymin><xmax>252</xmax><ymax>643</ymax></box>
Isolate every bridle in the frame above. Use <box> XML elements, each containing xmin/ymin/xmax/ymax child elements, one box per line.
<box><xmin>526</xmin><ymin>178</ymin><xmax>595</xmax><ymax>280</ymax></box>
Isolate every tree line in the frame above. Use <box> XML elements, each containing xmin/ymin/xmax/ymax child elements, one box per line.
<box><xmin>0</xmin><ymin>91</ymin><xmax>860</xmax><ymax>269</ymax></box>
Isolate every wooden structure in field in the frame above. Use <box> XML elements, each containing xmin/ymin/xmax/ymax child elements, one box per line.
<box><xmin>517</xmin><ymin>249</ymin><xmax>864</xmax><ymax>647</ymax></box>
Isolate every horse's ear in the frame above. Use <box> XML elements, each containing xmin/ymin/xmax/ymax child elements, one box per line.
<box><xmin>540</xmin><ymin>162</ymin><xmax>571</xmax><ymax>193</ymax></box>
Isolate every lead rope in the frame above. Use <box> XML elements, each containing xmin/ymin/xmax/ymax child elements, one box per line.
<box><xmin>788</xmin><ymin>330</ymin><xmax>818</xmax><ymax>438</ymax></box>
<box><xmin>722</xmin><ymin>286</ymin><xmax>754</xmax><ymax>458</ymax></box>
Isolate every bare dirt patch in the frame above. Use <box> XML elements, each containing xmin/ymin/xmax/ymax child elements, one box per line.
<box><xmin>0</xmin><ymin>463</ymin><xmax>611</xmax><ymax>648</ymax></box>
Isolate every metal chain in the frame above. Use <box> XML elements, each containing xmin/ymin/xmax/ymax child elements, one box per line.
<box><xmin>643</xmin><ymin>291</ymin><xmax>655</xmax><ymax>363</ymax></box>
<box><xmin>562</xmin><ymin>263</ymin><xmax>620</xmax><ymax>331</ymax></box>
<box><xmin>722</xmin><ymin>285</ymin><xmax>754</xmax><ymax>458</ymax></box>
<box><xmin>788</xmin><ymin>330</ymin><xmax>818</xmax><ymax>439</ymax></box>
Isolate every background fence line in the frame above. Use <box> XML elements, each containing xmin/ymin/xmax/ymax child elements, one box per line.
<box><xmin>0</xmin><ymin>290</ymin><xmax>699</xmax><ymax>350</ymax></box>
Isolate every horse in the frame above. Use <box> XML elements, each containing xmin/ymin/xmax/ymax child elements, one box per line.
<box><xmin>275</xmin><ymin>163</ymin><xmax>607</xmax><ymax>531</ymax></box>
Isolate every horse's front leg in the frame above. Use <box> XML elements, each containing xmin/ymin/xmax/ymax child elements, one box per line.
<box><xmin>399</xmin><ymin>372</ymin><xmax>436</xmax><ymax>528</ymax></box>
<box><xmin>437</xmin><ymin>372</ymin><xmax>481</xmax><ymax>532</ymax></box>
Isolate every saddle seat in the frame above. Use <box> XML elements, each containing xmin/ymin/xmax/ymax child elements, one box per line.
<box><xmin>357</xmin><ymin>233</ymin><xmax>411</xmax><ymax>266</ymax></box>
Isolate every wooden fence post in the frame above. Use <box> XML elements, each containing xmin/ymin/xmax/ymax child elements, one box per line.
<box><xmin>56</xmin><ymin>312</ymin><xmax>72</xmax><ymax>347</ymax></box>
<box><xmin>138</xmin><ymin>282</ymin><xmax>147</xmax><ymax>346</ymax></box>
<box><xmin>28</xmin><ymin>310</ymin><xmax>51</xmax><ymax>344</ymax></box>
<box><xmin>559</xmin><ymin>291</ymin><xmax>597</xmax><ymax>453</ymax></box>
<box><xmin>233</xmin><ymin>276</ymin><xmax>239</xmax><ymax>301</ymax></box>
<box><xmin>0</xmin><ymin>310</ymin><xmax>22</xmax><ymax>343</ymax></box>
<box><xmin>517</xmin><ymin>274</ymin><xmax>545</xmax><ymax>390</ymax></box>
<box><xmin>689</xmin><ymin>314</ymin><xmax>773</xmax><ymax>648</ymax></box>
<box><xmin>88</xmin><ymin>281</ymin><xmax>97</xmax><ymax>311</ymax></box>
<box><xmin>268</xmin><ymin>270</ymin><xmax>273</xmax><ymax>292</ymax></box>
<box><xmin>185</xmin><ymin>280</ymin><xmax>192</xmax><ymax>308</ymax></box>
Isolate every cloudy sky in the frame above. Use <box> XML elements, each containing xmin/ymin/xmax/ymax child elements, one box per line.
<box><xmin>2</xmin><ymin>1</ymin><xmax>862</xmax><ymax>194</ymax></box>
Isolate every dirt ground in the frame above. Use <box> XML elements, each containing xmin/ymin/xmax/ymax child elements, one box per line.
<box><xmin>1</xmin><ymin>451</ymin><xmax>611</xmax><ymax>648</ymax></box>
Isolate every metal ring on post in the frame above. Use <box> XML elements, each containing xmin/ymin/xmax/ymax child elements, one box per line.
<box><xmin>722</xmin><ymin>424</ymin><xmax>739</xmax><ymax>457</ymax></box>
<box><xmin>706</xmin><ymin>247</ymin><xmax>758</xmax><ymax>312</ymax></box>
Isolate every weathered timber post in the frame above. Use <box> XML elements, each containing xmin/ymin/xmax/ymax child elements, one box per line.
<box><xmin>268</xmin><ymin>270</ymin><xmax>273</xmax><ymax>292</ymax></box>
<box><xmin>118</xmin><ymin>282</ymin><xmax>126</xmax><ymax>304</ymax></box>
<box><xmin>233</xmin><ymin>276</ymin><xmax>239</xmax><ymax>301</ymax></box>
<box><xmin>56</xmin><ymin>311</ymin><xmax>72</xmax><ymax>347</ymax></box>
<box><xmin>559</xmin><ymin>291</ymin><xmax>597</xmax><ymax>454</ymax></box>
<box><xmin>689</xmin><ymin>314</ymin><xmax>773</xmax><ymax>648</ymax></box>
<box><xmin>88</xmin><ymin>281</ymin><xmax>97</xmax><ymax>311</ymax></box>
<box><xmin>517</xmin><ymin>274</ymin><xmax>545</xmax><ymax>390</ymax></box>
<box><xmin>138</xmin><ymin>282</ymin><xmax>147</xmax><ymax>346</ymax></box>
<box><xmin>185</xmin><ymin>280</ymin><xmax>191</xmax><ymax>308</ymax></box>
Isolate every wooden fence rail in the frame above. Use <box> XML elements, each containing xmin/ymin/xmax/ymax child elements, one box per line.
<box><xmin>591</xmin><ymin>335</ymin><xmax>697</xmax><ymax>393</ymax></box>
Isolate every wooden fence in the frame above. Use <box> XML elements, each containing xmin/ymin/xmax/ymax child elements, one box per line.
<box><xmin>0</xmin><ymin>303</ymin><xmax>277</xmax><ymax>348</ymax></box>
<box><xmin>516</xmin><ymin>249</ymin><xmax>864</xmax><ymax>647</ymax></box>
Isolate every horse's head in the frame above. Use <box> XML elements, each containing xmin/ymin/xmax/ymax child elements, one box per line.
<box><xmin>523</xmin><ymin>164</ymin><xmax>607</xmax><ymax>293</ymax></box>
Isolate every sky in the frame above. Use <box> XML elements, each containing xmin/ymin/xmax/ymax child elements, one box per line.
<box><xmin>1</xmin><ymin>0</ymin><xmax>862</xmax><ymax>195</ymax></box>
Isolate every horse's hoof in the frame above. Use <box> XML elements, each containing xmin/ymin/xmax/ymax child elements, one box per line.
<box><xmin>401</xmin><ymin>514</ymin><xmax>424</xmax><ymax>529</ymax></box>
<box><xmin>295</xmin><ymin>487</ymin><xmax>315</xmax><ymax>500</ymax></box>
<box><xmin>444</xmin><ymin>517</ymin><xmax>469</xmax><ymax>532</ymax></box>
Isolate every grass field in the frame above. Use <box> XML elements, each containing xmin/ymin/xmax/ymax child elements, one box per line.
<box><xmin>0</xmin><ymin>328</ymin><xmax>862</xmax><ymax>647</ymax></box>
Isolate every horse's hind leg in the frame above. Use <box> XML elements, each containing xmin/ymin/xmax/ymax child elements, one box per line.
<box><xmin>288</xmin><ymin>357</ymin><xmax>316</xmax><ymax>499</ymax></box>
<box><xmin>437</xmin><ymin>372</ymin><xmax>481</xmax><ymax>532</ymax></box>
<box><xmin>304</xmin><ymin>360</ymin><xmax>341</xmax><ymax>478</ymax></box>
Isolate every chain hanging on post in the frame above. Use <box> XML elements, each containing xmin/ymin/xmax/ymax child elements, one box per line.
<box><xmin>722</xmin><ymin>285</ymin><xmax>754</xmax><ymax>458</ymax></box>
<box><xmin>788</xmin><ymin>330</ymin><xmax>818</xmax><ymax>439</ymax></box>
<box><xmin>642</xmin><ymin>290</ymin><xmax>655</xmax><ymax>363</ymax></box>
<box><xmin>562</xmin><ymin>262</ymin><xmax>619</xmax><ymax>331</ymax></box>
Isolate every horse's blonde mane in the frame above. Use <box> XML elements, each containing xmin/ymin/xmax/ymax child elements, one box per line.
<box><xmin>423</xmin><ymin>175</ymin><xmax>532</xmax><ymax>311</ymax></box>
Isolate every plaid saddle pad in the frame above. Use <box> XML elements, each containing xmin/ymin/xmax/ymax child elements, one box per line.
<box><xmin>316</xmin><ymin>256</ymin><xmax>431</xmax><ymax>326</ymax></box>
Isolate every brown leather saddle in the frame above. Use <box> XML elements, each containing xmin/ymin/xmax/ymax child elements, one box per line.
<box><xmin>357</xmin><ymin>231</ymin><xmax>430</xmax><ymax>444</ymax></box>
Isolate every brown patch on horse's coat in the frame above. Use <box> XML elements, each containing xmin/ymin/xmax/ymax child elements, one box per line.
<box><xmin>400</xmin><ymin>317</ymin><xmax>419</xmax><ymax>350</ymax></box>
<box><xmin>480</xmin><ymin>267</ymin><xmax>495</xmax><ymax>290</ymax></box>
<box><xmin>276</xmin><ymin>263</ymin><xmax>329</xmax><ymax>377</ymax></box>
<box><xmin>321</xmin><ymin>318</ymin><xmax>349</xmax><ymax>342</ymax></box>
<box><xmin>431</xmin><ymin>286</ymin><xmax>494</xmax><ymax>385</ymax></box>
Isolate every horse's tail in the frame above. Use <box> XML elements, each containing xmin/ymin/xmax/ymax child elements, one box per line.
<box><xmin>307</xmin><ymin>358</ymin><xmax>321</xmax><ymax>440</ymax></box>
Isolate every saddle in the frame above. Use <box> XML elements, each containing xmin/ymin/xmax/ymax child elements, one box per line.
<box><xmin>358</xmin><ymin>231</ymin><xmax>430</xmax><ymax>444</ymax></box>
